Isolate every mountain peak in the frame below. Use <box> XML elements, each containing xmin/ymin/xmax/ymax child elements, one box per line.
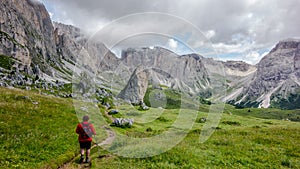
<box><xmin>229</xmin><ymin>39</ymin><xmax>300</xmax><ymax>109</ymax></box>
<box><xmin>270</xmin><ymin>39</ymin><xmax>300</xmax><ymax>53</ymax></box>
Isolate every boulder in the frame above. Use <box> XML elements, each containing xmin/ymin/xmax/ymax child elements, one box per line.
<box><xmin>199</xmin><ymin>117</ymin><xmax>207</xmax><ymax>123</ymax></box>
<box><xmin>113</xmin><ymin>118</ymin><xmax>134</xmax><ymax>127</ymax></box>
<box><xmin>108</xmin><ymin>109</ymin><xmax>119</xmax><ymax>115</ymax></box>
<box><xmin>117</xmin><ymin>66</ymin><xmax>149</xmax><ymax>104</ymax></box>
<box><xmin>140</xmin><ymin>101</ymin><xmax>149</xmax><ymax>110</ymax></box>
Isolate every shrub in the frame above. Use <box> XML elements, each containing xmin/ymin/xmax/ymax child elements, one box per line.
<box><xmin>222</xmin><ymin>121</ymin><xmax>241</xmax><ymax>126</ymax></box>
<box><xmin>199</xmin><ymin>97</ymin><xmax>211</xmax><ymax>105</ymax></box>
<box><xmin>0</xmin><ymin>55</ymin><xmax>15</xmax><ymax>70</ymax></box>
<box><xmin>146</xmin><ymin>127</ymin><xmax>153</xmax><ymax>132</ymax></box>
<box><xmin>157</xmin><ymin>116</ymin><xmax>169</xmax><ymax>122</ymax></box>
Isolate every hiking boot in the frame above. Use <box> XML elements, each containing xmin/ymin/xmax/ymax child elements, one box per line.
<box><xmin>79</xmin><ymin>155</ymin><xmax>84</xmax><ymax>163</ymax></box>
<box><xmin>85</xmin><ymin>157</ymin><xmax>90</xmax><ymax>163</ymax></box>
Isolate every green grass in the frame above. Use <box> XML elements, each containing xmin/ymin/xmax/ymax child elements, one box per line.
<box><xmin>144</xmin><ymin>88</ymin><xmax>181</xmax><ymax>109</ymax></box>
<box><xmin>1</xmin><ymin>87</ymin><xmax>300</xmax><ymax>168</ymax></box>
<box><xmin>0</xmin><ymin>55</ymin><xmax>15</xmax><ymax>70</ymax></box>
<box><xmin>0</xmin><ymin>87</ymin><xmax>108</xmax><ymax>169</ymax></box>
<box><xmin>224</xmin><ymin>105</ymin><xmax>300</xmax><ymax>122</ymax></box>
<box><xmin>144</xmin><ymin>88</ymin><xmax>200</xmax><ymax>110</ymax></box>
<box><xmin>92</xmin><ymin>110</ymin><xmax>300</xmax><ymax>168</ymax></box>
<box><xmin>0</xmin><ymin>87</ymin><xmax>79</xmax><ymax>168</ymax></box>
<box><xmin>90</xmin><ymin>103</ymin><xmax>300</xmax><ymax>168</ymax></box>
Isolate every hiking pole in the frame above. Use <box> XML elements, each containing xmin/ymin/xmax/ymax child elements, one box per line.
<box><xmin>93</xmin><ymin>134</ymin><xmax>101</xmax><ymax>157</ymax></box>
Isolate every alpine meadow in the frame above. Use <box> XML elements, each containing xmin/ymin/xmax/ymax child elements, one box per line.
<box><xmin>0</xmin><ymin>0</ymin><xmax>300</xmax><ymax>169</ymax></box>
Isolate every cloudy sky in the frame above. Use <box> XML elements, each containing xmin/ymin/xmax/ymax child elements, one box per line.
<box><xmin>39</xmin><ymin>0</ymin><xmax>300</xmax><ymax>64</ymax></box>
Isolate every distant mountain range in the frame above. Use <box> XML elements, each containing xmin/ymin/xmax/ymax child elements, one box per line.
<box><xmin>0</xmin><ymin>0</ymin><xmax>299</xmax><ymax>109</ymax></box>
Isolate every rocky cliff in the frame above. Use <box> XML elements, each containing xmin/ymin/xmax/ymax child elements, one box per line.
<box><xmin>229</xmin><ymin>39</ymin><xmax>300</xmax><ymax>109</ymax></box>
<box><xmin>53</xmin><ymin>22</ymin><xmax>120</xmax><ymax>75</ymax></box>
<box><xmin>0</xmin><ymin>0</ymin><xmax>206</xmax><ymax>100</ymax></box>
<box><xmin>0</xmin><ymin>0</ymin><xmax>119</xmax><ymax>82</ymax></box>
<box><xmin>0</xmin><ymin>0</ymin><xmax>120</xmax><ymax>98</ymax></box>
<box><xmin>1</xmin><ymin>0</ymin><xmax>299</xmax><ymax>109</ymax></box>
<box><xmin>202</xmin><ymin>57</ymin><xmax>257</xmax><ymax>101</ymax></box>
<box><xmin>0</xmin><ymin>0</ymin><xmax>211</xmax><ymax>100</ymax></box>
<box><xmin>0</xmin><ymin>0</ymin><xmax>59</xmax><ymax>75</ymax></box>
<box><xmin>120</xmin><ymin>47</ymin><xmax>210</xmax><ymax>95</ymax></box>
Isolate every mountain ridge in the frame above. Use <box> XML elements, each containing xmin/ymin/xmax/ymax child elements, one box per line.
<box><xmin>0</xmin><ymin>0</ymin><xmax>299</xmax><ymax>109</ymax></box>
<box><xmin>227</xmin><ymin>40</ymin><xmax>300</xmax><ymax>109</ymax></box>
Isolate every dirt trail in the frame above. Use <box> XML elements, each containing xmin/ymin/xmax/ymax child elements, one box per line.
<box><xmin>98</xmin><ymin>111</ymin><xmax>116</xmax><ymax>146</ymax></box>
<box><xmin>98</xmin><ymin>126</ymin><xmax>115</xmax><ymax>146</ymax></box>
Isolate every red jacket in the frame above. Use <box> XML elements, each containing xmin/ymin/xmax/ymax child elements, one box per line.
<box><xmin>76</xmin><ymin>121</ymin><xmax>96</xmax><ymax>142</ymax></box>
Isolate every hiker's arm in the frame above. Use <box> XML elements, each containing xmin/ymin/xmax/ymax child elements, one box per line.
<box><xmin>75</xmin><ymin>124</ymin><xmax>81</xmax><ymax>134</ymax></box>
<box><xmin>91</xmin><ymin>124</ymin><xmax>96</xmax><ymax>135</ymax></box>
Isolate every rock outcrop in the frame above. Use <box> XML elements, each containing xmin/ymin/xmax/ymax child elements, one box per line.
<box><xmin>53</xmin><ymin>22</ymin><xmax>119</xmax><ymax>76</ymax></box>
<box><xmin>118</xmin><ymin>66</ymin><xmax>149</xmax><ymax>104</ymax></box>
<box><xmin>0</xmin><ymin>0</ymin><xmax>59</xmax><ymax>75</ymax></box>
<box><xmin>230</xmin><ymin>39</ymin><xmax>300</xmax><ymax>109</ymax></box>
<box><xmin>120</xmin><ymin>47</ymin><xmax>210</xmax><ymax>95</ymax></box>
<box><xmin>54</xmin><ymin>22</ymin><xmax>84</xmax><ymax>64</ymax></box>
<box><xmin>201</xmin><ymin>57</ymin><xmax>257</xmax><ymax>101</ymax></box>
<box><xmin>1</xmin><ymin>0</ymin><xmax>299</xmax><ymax>110</ymax></box>
<box><xmin>113</xmin><ymin>118</ymin><xmax>134</xmax><ymax>127</ymax></box>
<box><xmin>0</xmin><ymin>0</ymin><xmax>120</xmax><ymax>85</ymax></box>
<box><xmin>0</xmin><ymin>0</ymin><xmax>213</xmax><ymax>102</ymax></box>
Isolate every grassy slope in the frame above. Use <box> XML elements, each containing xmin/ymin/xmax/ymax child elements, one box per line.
<box><xmin>91</xmin><ymin>106</ymin><xmax>300</xmax><ymax>168</ymax></box>
<box><xmin>1</xmin><ymin>87</ymin><xmax>300</xmax><ymax>168</ymax></box>
<box><xmin>0</xmin><ymin>87</ymin><xmax>79</xmax><ymax>169</ymax></box>
<box><xmin>0</xmin><ymin>87</ymin><xmax>109</xmax><ymax>169</ymax></box>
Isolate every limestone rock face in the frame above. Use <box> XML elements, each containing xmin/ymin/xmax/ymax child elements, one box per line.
<box><xmin>0</xmin><ymin>0</ymin><xmax>211</xmax><ymax>98</ymax></box>
<box><xmin>201</xmin><ymin>40</ymin><xmax>300</xmax><ymax>109</ymax></box>
<box><xmin>223</xmin><ymin>61</ymin><xmax>257</xmax><ymax>77</ymax></box>
<box><xmin>197</xmin><ymin>57</ymin><xmax>257</xmax><ymax>101</ymax></box>
<box><xmin>1</xmin><ymin>0</ymin><xmax>299</xmax><ymax>110</ymax></box>
<box><xmin>0</xmin><ymin>0</ymin><xmax>58</xmax><ymax>75</ymax></box>
<box><xmin>0</xmin><ymin>0</ymin><xmax>119</xmax><ymax>80</ymax></box>
<box><xmin>232</xmin><ymin>39</ymin><xmax>300</xmax><ymax>108</ymax></box>
<box><xmin>53</xmin><ymin>22</ymin><xmax>84</xmax><ymax>63</ymax></box>
<box><xmin>118</xmin><ymin>66</ymin><xmax>149</xmax><ymax>104</ymax></box>
<box><xmin>53</xmin><ymin>22</ymin><xmax>120</xmax><ymax>76</ymax></box>
<box><xmin>120</xmin><ymin>47</ymin><xmax>210</xmax><ymax>95</ymax></box>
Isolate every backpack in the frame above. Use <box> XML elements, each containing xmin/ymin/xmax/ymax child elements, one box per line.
<box><xmin>81</xmin><ymin>122</ymin><xmax>93</xmax><ymax>139</ymax></box>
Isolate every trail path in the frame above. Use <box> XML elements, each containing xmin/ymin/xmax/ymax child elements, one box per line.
<box><xmin>98</xmin><ymin>111</ymin><xmax>116</xmax><ymax>146</ymax></box>
<box><xmin>58</xmin><ymin>112</ymin><xmax>116</xmax><ymax>169</ymax></box>
<box><xmin>98</xmin><ymin>126</ymin><xmax>115</xmax><ymax>146</ymax></box>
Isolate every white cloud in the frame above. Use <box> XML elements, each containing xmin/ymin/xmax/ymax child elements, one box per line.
<box><xmin>247</xmin><ymin>13</ymin><xmax>253</xmax><ymax>19</ymax></box>
<box><xmin>212</xmin><ymin>40</ymin><xmax>257</xmax><ymax>55</ymax></box>
<box><xmin>42</xmin><ymin>0</ymin><xmax>300</xmax><ymax>62</ymax></box>
<box><xmin>204</xmin><ymin>30</ymin><xmax>216</xmax><ymax>39</ymax></box>
<box><xmin>44</xmin><ymin>0</ymin><xmax>300</xmax><ymax>44</ymax></box>
<box><xmin>168</xmin><ymin>39</ymin><xmax>178</xmax><ymax>50</ymax></box>
<box><xmin>219</xmin><ymin>50</ymin><xmax>271</xmax><ymax>65</ymax></box>
<box><xmin>244</xmin><ymin>51</ymin><xmax>261</xmax><ymax>64</ymax></box>
<box><xmin>48</xmin><ymin>12</ymin><xmax>53</xmax><ymax>19</ymax></box>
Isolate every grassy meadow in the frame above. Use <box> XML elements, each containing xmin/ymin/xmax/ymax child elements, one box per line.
<box><xmin>0</xmin><ymin>87</ymin><xmax>79</xmax><ymax>168</ymax></box>
<box><xmin>0</xmin><ymin>87</ymin><xmax>300</xmax><ymax>168</ymax></box>
<box><xmin>89</xmin><ymin>105</ymin><xmax>300</xmax><ymax>169</ymax></box>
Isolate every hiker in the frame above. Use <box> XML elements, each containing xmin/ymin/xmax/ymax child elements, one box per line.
<box><xmin>76</xmin><ymin>115</ymin><xmax>96</xmax><ymax>163</ymax></box>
